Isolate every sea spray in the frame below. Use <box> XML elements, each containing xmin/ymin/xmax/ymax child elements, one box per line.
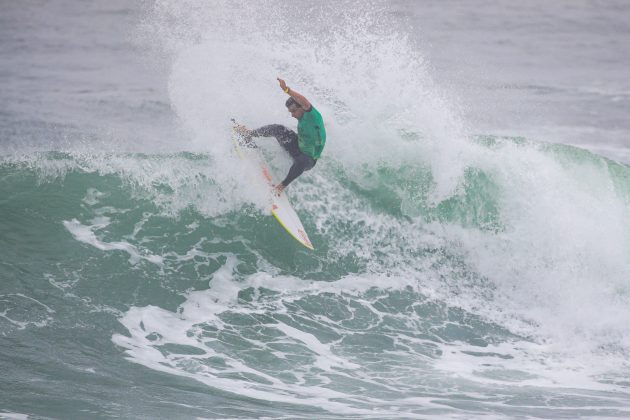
<box><xmin>3</xmin><ymin>1</ymin><xmax>630</xmax><ymax>418</ymax></box>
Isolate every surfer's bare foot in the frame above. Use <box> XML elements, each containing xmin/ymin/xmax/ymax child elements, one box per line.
<box><xmin>235</xmin><ymin>125</ymin><xmax>251</xmax><ymax>136</ymax></box>
<box><xmin>273</xmin><ymin>184</ymin><xmax>285</xmax><ymax>196</ymax></box>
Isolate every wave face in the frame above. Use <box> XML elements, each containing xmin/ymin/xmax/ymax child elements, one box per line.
<box><xmin>2</xmin><ymin>142</ymin><xmax>630</xmax><ymax>418</ymax></box>
<box><xmin>2</xmin><ymin>1</ymin><xmax>630</xmax><ymax>418</ymax></box>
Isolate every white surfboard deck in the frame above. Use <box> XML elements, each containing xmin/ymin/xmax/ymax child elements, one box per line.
<box><xmin>232</xmin><ymin>132</ymin><xmax>314</xmax><ymax>250</ymax></box>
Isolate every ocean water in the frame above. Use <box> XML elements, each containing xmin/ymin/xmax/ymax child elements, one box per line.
<box><xmin>1</xmin><ymin>1</ymin><xmax>630</xmax><ymax>419</ymax></box>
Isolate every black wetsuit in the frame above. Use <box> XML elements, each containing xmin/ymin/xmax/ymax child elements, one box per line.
<box><xmin>250</xmin><ymin>124</ymin><xmax>317</xmax><ymax>187</ymax></box>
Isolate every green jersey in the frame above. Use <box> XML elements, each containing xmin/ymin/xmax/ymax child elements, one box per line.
<box><xmin>297</xmin><ymin>106</ymin><xmax>326</xmax><ymax>159</ymax></box>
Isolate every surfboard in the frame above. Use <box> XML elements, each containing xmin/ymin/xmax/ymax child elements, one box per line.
<box><xmin>232</xmin><ymin>131</ymin><xmax>315</xmax><ymax>250</ymax></box>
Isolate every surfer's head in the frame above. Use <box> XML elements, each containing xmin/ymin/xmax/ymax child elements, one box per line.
<box><xmin>285</xmin><ymin>97</ymin><xmax>305</xmax><ymax>120</ymax></box>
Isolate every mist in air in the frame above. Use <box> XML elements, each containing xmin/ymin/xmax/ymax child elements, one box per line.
<box><xmin>2</xmin><ymin>1</ymin><xmax>630</xmax><ymax>418</ymax></box>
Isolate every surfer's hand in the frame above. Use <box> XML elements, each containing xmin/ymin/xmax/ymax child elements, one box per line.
<box><xmin>277</xmin><ymin>78</ymin><xmax>288</xmax><ymax>92</ymax></box>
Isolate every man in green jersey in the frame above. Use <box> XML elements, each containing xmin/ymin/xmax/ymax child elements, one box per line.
<box><xmin>235</xmin><ymin>78</ymin><xmax>326</xmax><ymax>195</ymax></box>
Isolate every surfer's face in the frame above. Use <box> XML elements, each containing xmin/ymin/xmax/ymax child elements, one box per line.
<box><xmin>287</xmin><ymin>105</ymin><xmax>304</xmax><ymax>120</ymax></box>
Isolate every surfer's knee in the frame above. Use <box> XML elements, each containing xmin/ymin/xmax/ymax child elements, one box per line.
<box><xmin>296</xmin><ymin>154</ymin><xmax>316</xmax><ymax>171</ymax></box>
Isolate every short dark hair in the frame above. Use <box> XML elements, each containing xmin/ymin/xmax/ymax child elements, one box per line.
<box><xmin>285</xmin><ymin>97</ymin><xmax>301</xmax><ymax>109</ymax></box>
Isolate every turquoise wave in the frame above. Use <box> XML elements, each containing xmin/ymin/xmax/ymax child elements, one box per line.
<box><xmin>2</xmin><ymin>140</ymin><xmax>630</xmax><ymax>418</ymax></box>
<box><xmin>2</xmin><ymin>141</ymin><xmax>629</xmax><ymax>279</ymax></box>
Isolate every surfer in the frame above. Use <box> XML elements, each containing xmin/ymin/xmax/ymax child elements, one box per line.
<box><xmin>235</xmin><ymin>78</ymin><xmax>326</xmax><ymax>195</ymax></box>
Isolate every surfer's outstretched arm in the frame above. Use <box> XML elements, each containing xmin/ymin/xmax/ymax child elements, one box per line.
<box><xmin>278</xmin><ymin>78</ymin><xmax>311</xmax><ymax>110</ymax></box>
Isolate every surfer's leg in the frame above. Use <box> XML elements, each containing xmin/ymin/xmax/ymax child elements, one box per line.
<box><xmin>275</xmin><ymin>129</ymin><xmax>300</xmax><ymax>158</ymax></box>
<box><xmin>251</xmin><ymin>125</ymin><xmax>300</xmax><ymax>157</ymax></box>
<box><xmin>280</xmin><ymin>153</ymin><xmax>316</xmax><ymax>187</ymax></box>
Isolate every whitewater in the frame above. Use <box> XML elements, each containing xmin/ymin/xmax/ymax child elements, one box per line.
<box><xmin>2</xmin><ymin>1</ymin><xmax>630</xmax><ymax>419</ymax></box>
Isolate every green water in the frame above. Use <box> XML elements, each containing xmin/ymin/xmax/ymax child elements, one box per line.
<box><xmin>2</xmin><ymin>146</ymin><xmax>630</xmax><ymax>419</ymax></box>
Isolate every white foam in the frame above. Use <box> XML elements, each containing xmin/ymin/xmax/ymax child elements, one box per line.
<box><xmin>0</xmin><ymin>294</ymin><xmax>55</xmax><ymax>330</ymax></box>
<box><xmin>438</xmin><ymin>141</ymin><xmax>630</xmax><ymax>354</ymax></box>
<box><xmin>63</xmin><ymin>218</ymin><xmax>163</xmax><ymax>265</ymax></box>
<box><xmin>112</xmin><ymin>247</ymin><xmax>630</xmax><ymax>415</ymax></box>
<box><xmin>81</xmin><ymin>187</ymin><xmax>105</xmax><ymax>206</ymax></box>
<box><xmin>112</xmin><ymin>255</ymin><xmax>452</xmax><ymax>415</ymax></box>
<box><xmin>0</xmin><ymin>412</ymin><xmax>30</xmax><ymax>420</ymax></box>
